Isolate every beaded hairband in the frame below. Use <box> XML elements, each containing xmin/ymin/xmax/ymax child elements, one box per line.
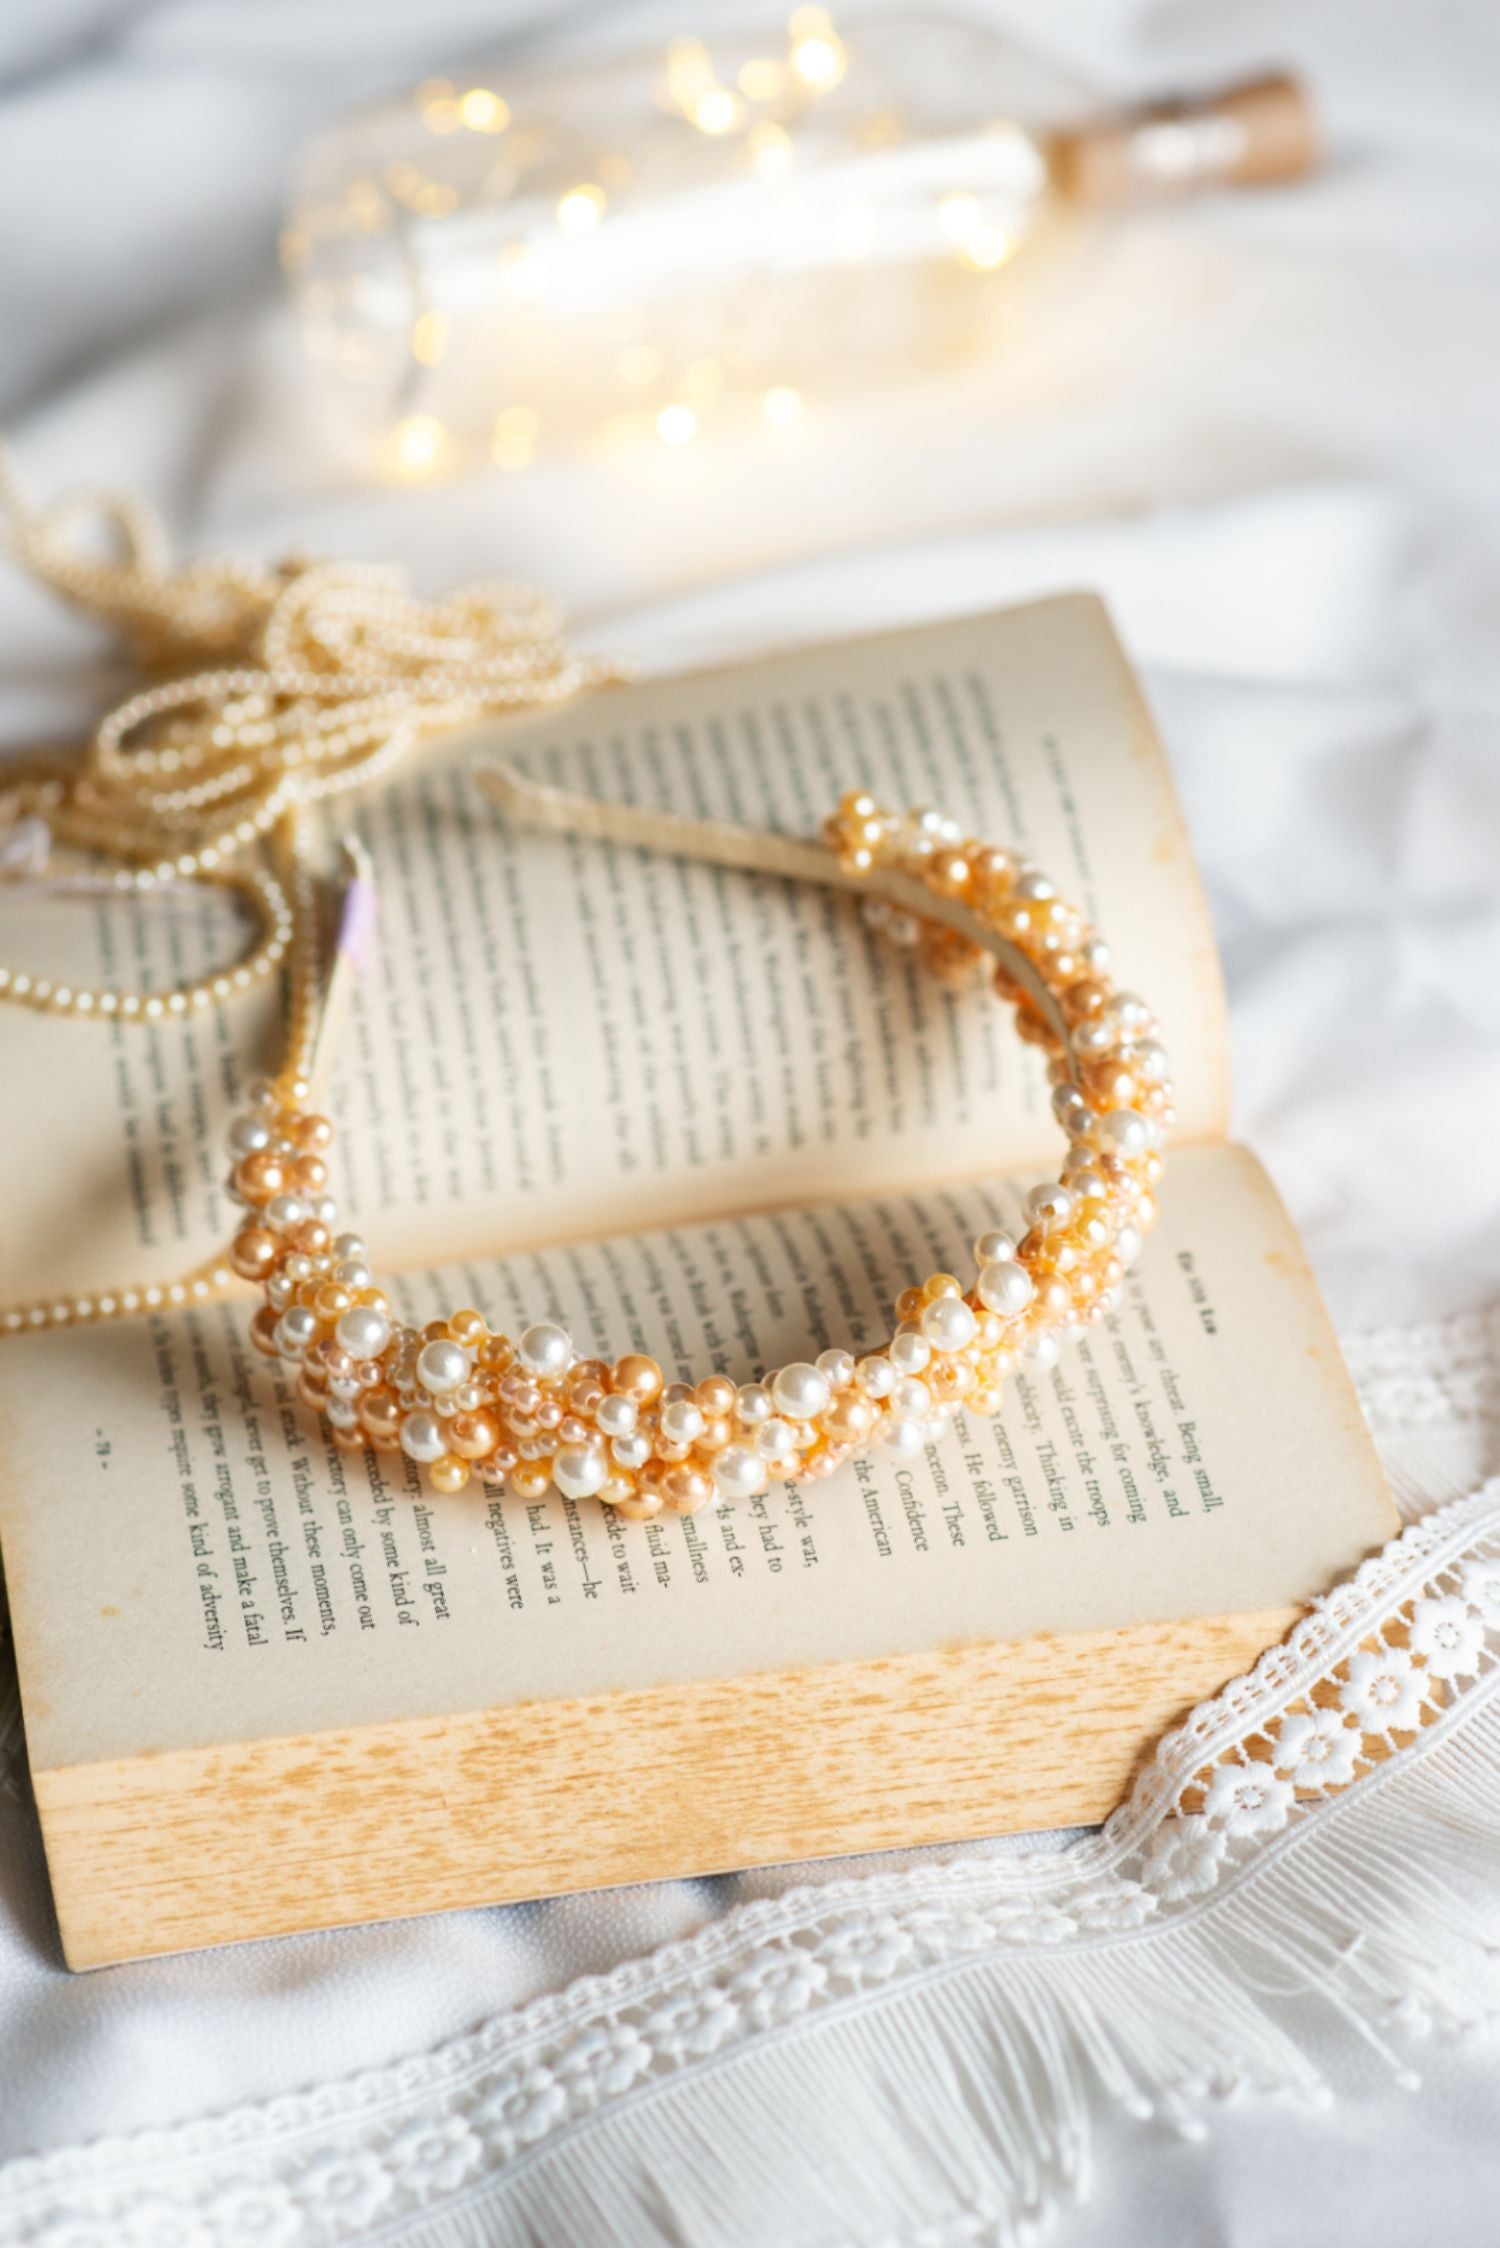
<box><xmin>227</xmin><ymin>776</ymin><xmax>1173</xmax><ymax>1522</ymax></box>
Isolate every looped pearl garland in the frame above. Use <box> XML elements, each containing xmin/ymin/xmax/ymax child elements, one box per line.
<box><xmin>229</xmin><ymin>793</ymin><xmax>1174</xmax><ymax>1521</ymax></box>
<box><xmin>0</xmin><ymin>443</ymin><xmax>628</xmax><ymax>1029</ymax></box>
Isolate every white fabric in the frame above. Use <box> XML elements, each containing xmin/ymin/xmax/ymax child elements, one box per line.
<box><xmin>1</xmin><ymin>0</ymin><xmax>1498</xmax><ymax>2239</ymax></box>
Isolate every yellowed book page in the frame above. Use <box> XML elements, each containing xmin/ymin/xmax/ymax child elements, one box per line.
<box><xmin>0</xmin><ymin>594</ymin><xmax>1227</xmax><ymax>1311</ymax></box>
<box><xmin>0</xmin><ymin>1144</ymin><xmax>1392</xmax><ymax>1775</ymax></box>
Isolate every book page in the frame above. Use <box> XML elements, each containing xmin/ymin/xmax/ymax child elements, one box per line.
<box><xmin>0</xmin><ymin>1144</ymin><xmax>1393</xmax><ymax>1774</ymax></box>
<box><xmin>0</xmin><ymin>595</ymin><xmax>1228</xmax><ymax>1310</ymax></box>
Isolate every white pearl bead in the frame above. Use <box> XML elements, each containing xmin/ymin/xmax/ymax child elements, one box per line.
<box><xmin>333</xmin><ymin>1233</ymin><xmax>367</xmax><ymax>1263</ymax></box>
<box><xmin>888</xmin><ymin>1330</ymin><xmax>930</xmax><ymax>1375</ymax></box>
<box><xmin>400</xmin><ymin>1411</ymin><xmax>446</xmax><ymax>1464</ymax></box>
<box><xmin>1097</xmin><ymin>1110</ymin><xmax>1150</xmax><ymax>1160</ymax></box>
<box><xmin>771</xmin><ymin>1363</ymin><xmax>832</xmax><ymax>1421</ymax></box>
<box><xmin>418</xmin><ymin>1339</ymin><xmax>469</xmax><ymax>1394</ymax></box>
<box><xmin>736</xmin><ymin>1383</ymin><xmax>773</xmax><ymax>1424</ymax></box>
<box><xmin>336</xmin><ymin>1261</ymin><xmax>373</xmax><ymax>1290</ymax></box>
<box><xmin>755</xmin><ymin>1417</ymin><xmax>797</xmax><ymax>1460</ymax></box>
<box><xmin>881</xmin><ymin>1415</ymin><xmax>927</xmax><ymax>1458</ymax></box>
<box><xmin>974</xmin><ymin>1230</ymin><xmax>1015</xmax><ymax>1266</ymax></box>
<box><xmin>919</xmin><ymin>1295</ymin><xmax>978</xmax><ymax>1353</ymax></box>
<box><xmin>227</xmin><ymin>1116</ymin><xmax>272</xmax><ymax>1156</ymax></box>
<box><xmin>266</xmin><ymin>1274</ymin><xmax>294</xmax><ymax>1310</ymax></box>
<box><xmin>713</xmin><ymin>1445</ymin><xmax>767</xmax><ymax>1501</ymax></box>
<box><xmin>816</xmin><ymin>1348</ymin><xmax>856</xmax><ymax>1386</ymax></box>
<box><xmin>274</xmin><ymin>1306</ymin><xmax>318</xmax><ymax>1357</ymax></box>
<box><xmin>856</xmin><ymin>1355</ymin><xmax>896</xmax><ymax>1398</ymax></box>
<box><xmin>313</xmin><ymin>1196</ymin><xmax>340</xmax><ymax>1227</ymax></box>
<box><xmin>596</xmin><ymin>1393</ymin><xmax>638</xmax><ymax>1438</ymax></box>
<box><xmin>325</xmin><ymin>1397</ymin><xmax>360</xmax><ymax>1429</ymax></box>
<box><xmin>978</xmin><ymin>1262</ymin><xmax>1034</xmax><ymax>1318</ymax></box>
<box><xmin>552</xmin><ymin>1443</ymin><xmax>607</xmax><ymax>1500</ymax></box>
<box><xmin>1027</xmin><ymin>1333</ymin><xmax>1061</xmax><ymax>1372</ymax></box>
<box><xmin>336</xmin><ymin>1305</ymin><xmax>391</xmax><ymax>1359</ymax></box>
<box><xmin>1052</xmin><ymin>1084</ymin><xmax>1090</xmax><ymax>1129</ymax></box>
<box><xmin>264</xmin><ymin>1193</ymin><xmax>308</xmax><ymax>1233</ymax></box>
<box><xmin>1065</xmin><ymin>1167</ymin><xmax>1106</xmax><ymax>1204</ymax></box>
<box><xmin>1132</xmin><ymin>1040</ymin><xmax>1169</xmax><ymax>1084</ymax></box>
<box><xmin>1115</xmin><ymin>1222</ymin><xmax>1143</xmax><ymax>1267</ymax></box>
<box><xmin>892</xmin><ymin>1376</ymin><xmax>931</xmax><ymax>1417</ymax></box>
<box><xmin>611</xmin><ymin>1433</ymin><xmax>651</xmax><ymax>1470</ymax></box>
<box><xmin>518</xmin><ymin>1322</ymin><xmax>572</xmax><ymax>1378</ymax></box>
<box><xmin>659</xmin><ymin>1399</ymin><xmax>705</xmax><ymax>1445</ymax></box>
<box><xmin>1026</xmin><ymin>1184</ymin><xmax>1074</xmax><ymax>1229</ymax></box>
<box><xmin>243</xmin><ymin>1076</ymin><xmax>278</xmax><ymax>1109</ymax></box>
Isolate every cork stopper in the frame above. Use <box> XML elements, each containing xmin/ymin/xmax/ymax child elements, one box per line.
<box><xmin>1049</xmin><ymin>72</ymin><xmax>1320</xmax><ymax>206</ymax></box>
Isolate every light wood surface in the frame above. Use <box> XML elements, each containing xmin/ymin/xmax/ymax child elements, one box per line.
<box><xmin>37</xmin><ymin>1605</ymin><xmax>1297</xmax><ymax>1969</ymax></box>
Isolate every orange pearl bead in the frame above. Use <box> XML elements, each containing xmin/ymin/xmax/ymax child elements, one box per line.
<box><xmin>614</xmin><ymin>1354</ymin><xmax>663</xmax><ymax>1403</ymax></box>
<box><xmin>450</xmin><ymin>1308</ymin><xmax>487</xmax><ymax>1348</ymax></box>
<box><xmin>447</xmin><ymin>1410</ymin><xmax>500</xmax><ymax>1461</ymax></box>
<box><xmin>510</xmin><ymin>1463</ymin><xmax>551</xmax><ymax>1501</ymax></box>
<box><xmin>428</xmin><ymin>1455</ymin><xmax>470</xmax><ymax>1495</ymax></box>
<box><xmin>235</xmin><ymin>1152</ymin><xmax>287</xmax><ymax>1203</ymax></box>
<box><xmin>825</xmin><ymin>1393</ymin><xmax>874</xmax><ymax>1442</ymax></box>
<box><xmin>696</xmin><ymin>1374</ymin><xmax>737</xmax><ymax>1419</ymax></box>
<box><xmin>662</xmin><ymin>1466</ymin><xmax>713</xmax><ymax>1516</ymax></box>
<box><xmin>290</xmin><ymin>1154</ymin><xmax>329</xmax><ymax>1196</ymax></box>
<box><xmin>289</xmin><ymin>1220</ymin><xmax>331</xmax><ymax>1259</ymax></box>
<box><xmin>249</xmin><ymin>1305</ymin><xmax>281</xmax><ymax>1356</ymax></box>
<box><xmin>231</xmin><ymin>1226</ymin><xmax>280</xmax><ymax>1281</ymax></box>
<box><xmin>293</xmin><ymin>1113</ymin><xmax>334</xmax><ymax>1153</ymax></box>
<box><xmin>359</xmin><ymin>1388</ymin><xmax>401</xmax><ymax>1438</ymax></box>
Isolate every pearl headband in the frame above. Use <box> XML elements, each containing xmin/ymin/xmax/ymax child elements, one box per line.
<box><xmin>227</xmin><ymin>776</ymin><xmax>1173</xmax><ymax>1521</ymax></box>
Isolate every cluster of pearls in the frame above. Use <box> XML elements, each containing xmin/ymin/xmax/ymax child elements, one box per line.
<box><xmin>230</xmin><ymin>796</ymin><xmax>1171</xmax><ymax>1522</ymax></box>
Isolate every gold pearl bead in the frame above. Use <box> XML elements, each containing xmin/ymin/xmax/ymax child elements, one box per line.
<box><xmin>428</xmin><ymin>1454</ymin><xmax>470</xmax><ymax>1495</ymax></box>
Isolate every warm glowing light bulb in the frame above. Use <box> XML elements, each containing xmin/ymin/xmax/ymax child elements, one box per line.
<box><xmin>492</xmin><ymin>405</ymin><xmax>540</xmax><ymax>469</ymax></box>
<box><xmin>666</xmin><ymin>38</ymin><xmax>715</xmax><ymax>110</ymax></box>
<box><xmin>762</xmin><ymin>385</ymin><xmax>803</xmax><ymax>428</ymax></box>
<box><xmin>656</xmin><ymin>403</ymin><xmax>698</xmax><ymax>446</ymax></box>
<box><xmin>458</xmin><ymin>87</ymin><xmax>510</xmax><ymax>133</ymax></box>
<box><xmin>392</xmin><ymin>415</ymin><xmax>446</xmax><ymax>475</ymax></box>
<box><xmin>791</xmin><ymin>34</ymin><xmax>846</xmax><ymax>92</ymax></box>
<box><xmin>694</xmin><ymin>87</ymin><xmax>744</xmax><ymax>135</ymax></box>
<box><xmin>557</xmin><ymin>183</ymin><xmax>607</xmax><ymax>232</ymax></box>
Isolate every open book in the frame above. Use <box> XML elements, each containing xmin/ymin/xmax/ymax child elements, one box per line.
<box><xmin>0</xmin><ymin>596</ymin><xmax>1395</xmax><ymax>1967</ymax></box>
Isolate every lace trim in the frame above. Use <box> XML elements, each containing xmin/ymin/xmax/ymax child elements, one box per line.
<box><xmin>3</xmin><ymin>1477</ymin><xmax>1499</xmax><ymax>2247</ymax></box>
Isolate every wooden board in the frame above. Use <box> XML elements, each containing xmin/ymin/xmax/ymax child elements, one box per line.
<box><xmin>37</xmin><ymin>1606</ymin><xmax>1295</xmax><ymax>1969</ymax></box>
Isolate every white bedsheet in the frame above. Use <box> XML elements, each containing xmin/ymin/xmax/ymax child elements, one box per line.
<box><xmin>1</xmin><ymin>0</ymin><xmax>1497</xmax><ymax>2239</ymax></box>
